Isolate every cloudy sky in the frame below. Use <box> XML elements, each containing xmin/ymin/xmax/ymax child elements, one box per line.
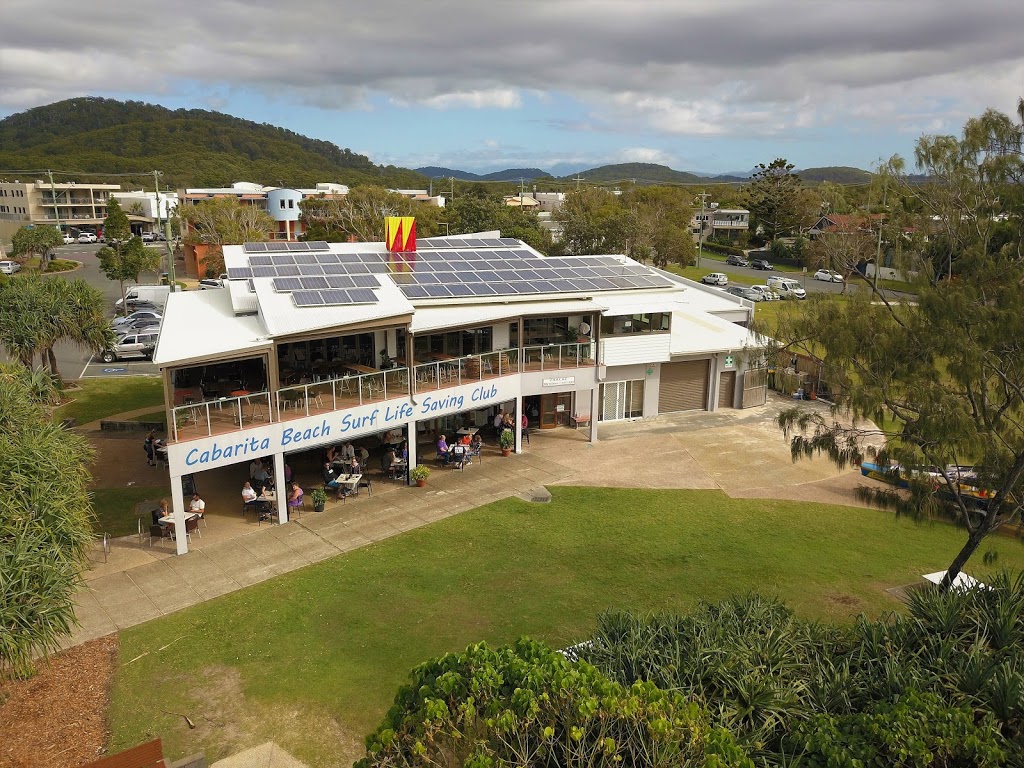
<box><xmin>2</xmin><ymin>1</ymin><xmax>1023</xmax><ymax>175</ymax></box>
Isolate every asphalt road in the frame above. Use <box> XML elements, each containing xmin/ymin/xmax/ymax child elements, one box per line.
<box><xmin>692</xmin><ymin>254</ymin><xmax>905</xmax><ymax>299</ymax></box>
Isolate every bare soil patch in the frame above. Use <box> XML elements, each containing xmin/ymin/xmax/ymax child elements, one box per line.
<box><xmin>0</xmin><ymin>635</ymin><xmax>118</xmax><ymax>768</ymax></box>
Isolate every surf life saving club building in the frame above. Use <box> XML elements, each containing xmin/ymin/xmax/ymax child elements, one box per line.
<box><xmin>155</xmin><ymin>217</ymin><xmax>764</xmax><ymax>553</ymax></box>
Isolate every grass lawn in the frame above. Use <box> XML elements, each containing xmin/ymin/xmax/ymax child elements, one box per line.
<box><xmin>127</xmin><ymin>409</ymin><xmax>166</xmax><ymax>427</ymax></box>
<box><xmin>108</xmin><ymin>486</ymin><xmax>1024</xmax><ymax>767</ymax></box>
<box><xmin>56</xmin><ymin>377</ymin><xmax>165</xmax><ymax>425</ymax></box>
<box><xmin>91</xmin><ymin>486</ymin><xmax>171</xmax><ymax>537</ymax></box>
<box><xmin>668</xmin><ymin>265</ymin><xmax>763</xmax><ymax>286</ymax></box>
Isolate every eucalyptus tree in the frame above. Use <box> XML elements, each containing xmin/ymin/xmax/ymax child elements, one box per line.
<box><xmin>768</xmin><ymin>99</ymin><xmax>1024</xmax><ymax>590</ymax></box>
<box><xmin>96</xmin><ymin>198</ymin><xmax>160</xmax><ymax>308</ymax></box>
<box><xmin>0</xmin><ymin>363</ymin><xmax>95</xmax><ymax>679</ymax></box>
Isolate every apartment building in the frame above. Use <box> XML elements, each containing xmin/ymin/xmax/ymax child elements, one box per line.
<box><xmin>0</xmin><ymin>179</ymin><xmax>121</xmax><ymax>234</ymax></box>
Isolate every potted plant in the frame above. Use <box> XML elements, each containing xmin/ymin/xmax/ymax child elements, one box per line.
<box><xmin>310</xmin><ymin>487</ymin><xmax>328</xmax><ymax>513</ymax></box>
<box><xmin>499</xmin><ymin>429</ymin><xmax>515</xmax><ymax>456</ymax></box>
<box><xmin>410</xmin><ymin>465</ymin><xmax>431</xmax><ymax>487</ymax></box>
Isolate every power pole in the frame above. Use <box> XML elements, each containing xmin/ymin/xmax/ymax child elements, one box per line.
<box><xmin>694</xmin><ymin>190</ymin><xmax>711</xmax><ymax>268</ymax></box>
<box><xmin>573</xmin><ymin>174</ymin><xmax>584</xmax><ymax>190</ymax></box>
<box><xmin>519</xmin><ymin>177</ymin><xmax>525</xmax><ymax>207</ymax></box>
<box><xmin>450</xmin><ymin>176</ymin><xmax>455</xmax><ymax>202</ymax></box>
<box><xmin>873</xmin><ymin>184</ymin><xmax>887</xmax><ymax>292</ymax></box>
<box><xmin>47</xmin><ymin>170</ymin><xmax>62</xmax><ymax>236</ymax></box>
<box><xmin>155</xmin><ymin>171</ymin><xmax>176</xmax><ymax>289</ymax></box>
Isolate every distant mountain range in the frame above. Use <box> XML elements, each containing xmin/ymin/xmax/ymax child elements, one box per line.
<box><xmin>417</xmin><ymin>162</ymin><xmax>874</xmax><ymax>186</ymax></box>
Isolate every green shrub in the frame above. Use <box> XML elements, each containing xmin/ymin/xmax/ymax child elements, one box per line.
<box><xmin>44</xmin><ymin>259</ymin><xmax>78</xmax><ymax>273</ymax></box>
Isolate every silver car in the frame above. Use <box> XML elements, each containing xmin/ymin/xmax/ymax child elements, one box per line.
<box><xmin>100</xmin><ymin>331</ymin><xmax>160</xmax><ymax>362</ymax></box>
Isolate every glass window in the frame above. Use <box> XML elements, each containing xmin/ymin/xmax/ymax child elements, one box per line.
<box><xmin>600</xmin><ymin>313</ymin><xmax>670</xmax><ymax>335</ymax></box>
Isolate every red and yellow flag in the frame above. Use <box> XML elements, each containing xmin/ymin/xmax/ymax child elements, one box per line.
<box><xmin>385</xmin><ymin>216</ymin><xmax>416</xmax><ymax>252</ymax></box>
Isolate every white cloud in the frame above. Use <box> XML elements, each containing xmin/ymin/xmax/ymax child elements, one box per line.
<box><xmin>618</xmin><ymin>147</ymin><xmax>674</xmax><ymax>164</ymax></box>
<box><xmin>0</xmin><ymin>0</ymin><xmax>1022</xmax><ymax>142</ymax></box>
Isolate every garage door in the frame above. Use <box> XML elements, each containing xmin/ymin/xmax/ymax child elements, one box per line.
<box><xmin>659</xmin><ymin>360</ymin><xmax>709</xmax><ymax>412</ymax></box>
<box><xmin>718</xmin><ymin>370</ymin><xmax>737</xmax><ymax>409</ymax></box>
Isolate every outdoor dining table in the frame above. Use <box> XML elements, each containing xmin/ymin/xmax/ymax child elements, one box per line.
<box><xmin>427</xmin><ymin>352</ymin><xmax>457</xmax><ymax>362</ymax></box>
<box><xmin>334</xmin><ymin>473</ymin><xmax>362</xmax><ymax>495</ymax></box>
<box><xmin>159</xmin><ymin>511</ymin><xmax>200</xmax><ymax>525</ymax></box>
<box><xmin>456</xmin><ymin>427</ymin><xmax>479</xmax><ymax>437</ymax></box>
<box><xmin>344</xmin><ymin>364</ymin><xmax>377</xmax><ymax>375</ymax></box>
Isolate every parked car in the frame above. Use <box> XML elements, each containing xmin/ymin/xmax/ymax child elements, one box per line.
<box><xmin>77</xmin><ymin>232</ymin><xmax>97</xmax><ymax>244</ymax></box>
<box><xmin>100</xmin><ymin>331</ymin><xmax>160</xmax><ymax>362</ymax></box>
<box><xmin>700</xmin><ymin>272</ymin><xmax>728</xmax><ymax>286</ymax></box>
<box><xmin>748</xmin><ymin>285</ymin><xmax>780</xmax><ymax>301</ymax></box>
<box><xmin>199</xmin><ymin>278</ymin><xmax>225</xmax><ymax>290</ymax></box>
<box><xmin>117</xmin><ymin>318</ymin><xmax>162</xmax><ymax>334</ymax></box>
<box><xmin>112</xmin><ymin>309</ymin><xmax>163</xmax><ymax>327</ymax></box>
<box><xmin>751</xmin><ymin>258</ymin><xmax>774</xmax><ymax>271</ymax></box>
<box><xmin>0</xmin><ymin>260</ymin><xmax>22</xmax><ymax>275</ymax></box>
<box><xmin>813</xmin><ymin>269</ymin><xmax>844</xmax><ymax>283</ymax></box>
<box><xmin>62</xmin><ymin>233</ymin><xmax>75</xmax><ymax>245</ymax></box>
<box><xmin>726</xmin><ymin>254</ymin><xmax>750</xmax><ymax>267</ymax></box>
<box><xmin>117</xmin><ymin>299</ymin><xmax>160</xmax><ymax>315</ymax></box>
<box><xmin>766</xmin><ymin>275</ymin><xmax>808</xmax><ymax>300</ymax></box>
<box><xmin>141</xmin><ymin>232</ymin><xmax>155</xmax><ymax>243</ymax></box>
<box><xmin>726</xmin><ymin>285</ymin><xmax>762</xmax><ymax>301</ymax></box>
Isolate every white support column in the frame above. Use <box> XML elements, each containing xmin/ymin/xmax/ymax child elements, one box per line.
<box><xmin>406</xmin><ymin>419</ymin><xmax>417</xmax><ymax>484</ymax></box>
<box><xmin>589</xmin><ymin>387</ymin><xmax>600</xmax><ymax>443</ymax></box>
<box><xmin>274</xmin><ymin>453</ymin><xmax>288</xmax><ymax>524</ymax></box>
<box><xmin>170</xmin><ymin>477</ymin><xmax>188</xmax><ymax>555</ymax></box>
<box><xmin>514</xmin><ymin>394</ymin><xmax>523</xmax><ymax>453</ymax></box>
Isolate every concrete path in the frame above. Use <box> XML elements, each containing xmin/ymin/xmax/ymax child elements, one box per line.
<box><xmin>66</xmin><ymin>395</ymin><xmax>874</xmax><ymax>648</ymax></box>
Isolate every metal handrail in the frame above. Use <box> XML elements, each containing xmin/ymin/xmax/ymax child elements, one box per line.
<box><xmin>521</xmin><ymin>341</ymin><xmax>595</xmax><ymax>371</ymax></box>
<box><xmin>171</xmin><ymin>390</ymin><xmax>272</xmax><ymax>441</ymax></box>
<box><xmin>276</xmin><ymin>367</ymin><xmax>411</xmax><ymax>419</ymax></box>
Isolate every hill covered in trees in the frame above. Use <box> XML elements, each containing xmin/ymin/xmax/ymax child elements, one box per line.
<box><xmin>0</xmin><ymin>97</ymin><xmax>426</xmax><ymax>189</ymax></box>
<box><xmin>415</xmin><ymin>166</ymin><xmax>552</xmax><ymax>182</ymax></box>
<box><xmin>797</xmin><ymin>166</ymin><xmax>873</xmax><ymax>184</ymax></box>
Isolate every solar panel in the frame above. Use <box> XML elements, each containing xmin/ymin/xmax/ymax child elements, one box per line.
<box><xmin>347</xmin><ymin>288</ymin><xmax>378</xmax><ymax>303</ymax></box>
<box><xmin>293</xmin><ymin>291</ymin><xmax>324</xmax><ymax>306</ymax></box>
<box><xmin>319</xmin><ymin>289</ymin><xmax>350</xmax><ymax>305</ymax></box>
<box><xmin>609</xmin><ymin>277</ymin><xmax>635</xmax><ymax>289</ymax></box>
<box><xmin>345</xmin><ymin>264</ymin><xmax>370</xmax><ymax>274</ymax></box>
<box><xmin>350</xmin><ymin>274</ymin><xmax>379</xmax><ymax>288</ymax></box>
<box><xmin>430</xmin><ymin>239</ymin><xmax>451</xmax><ymax>249</ymax></box>
<box><xmin>315</xmin><ymin>253</ymin><xmax>340</xmax><ymax>264</ymax></box>
<box><xmin>227</xmin><ymin>267</ymin><xmax>253</xmax><ymax>279</ymax></box>
<box><xmin>498</xmin><ymin>238</ymin><xmax>520</xmax><ymax>246</ymax></box>
<box><xmin>297</xmin><ymin>264</ymin><xmax>325</xmax><ymax>275</ymax></box>
<box><xmin>269</xmin><ymin>254</ymin><xmax>296</xmax><ymax>265</ymax></box>
<box><xmin>475</xmin><ymin>270</ymin><xmax>499</xmax><ymax>282</ymax></box>
<box><xmin>275</xmin><ymin>265</ymin><xmax>300</xmax><ymax>277</ymax></box>
<box><xmin>548</xmin><ymin>279</ymin><xmax>578</xmax><ymax>292</ymax></box>
<box><xmin>338</xmin><ymin>254</ymin><xmax>361</xmax><ymax>263</ymax></box>
<box><xmin>481</xmin><ymin>239</ymin><xmax>504</xmax><ymax>247</ymax></box>
<box><xmin>305</xmin><ymin>241</ymin><xmax>330</xmax><ymax>251</ymax></box>
<box><xmin>248</xmin><ymin>255</ymin><xmax>273</xmax><ymax>266</ymax></box>
<box><xmin>570</xmin><ymin>278</ymin><xmax>599</xmax><ymax>290</ymax></box>
<box><xmin>365</xmin><ymin>263</ymin><xmax>391</xmax><ymax>274</ymax></box>
<box><xmin>469</xmin><ymin>283</ymin><xmax>498</xmax><ymax>295</ymax></box>
<box><xmin>286</xmin><ymin>241</ymin><xmax>310</xmax><ymax>251</ymax></box>
<box><xmin>446</xmin><ymin>283</ymin><xmax>475</xmax><ymax>297</ymax></box>
<box><xmin>251</xmin><ymin>266</ymin><xmax>277</xmax><ymax>278</ymax></box>
<box><xmin>325</xmin><ymin>275</ymin><xmax>355</xmax><ymax>289</ymax></box>
<box><xmin>293</xmin><ymin>254</ymin><xmax>319</xmax><ymax>265</ymax></box>
<box><xmin>462</xmin><ymin>239</ymin><xmax>486</xmax><ymax>247</ymax></box>
<box><xmin>445</xmin><ymin>239</ymin><xmax>466</xmax><ymax>249</ymax></box>
<box><xmin>322</xmin><ymin>264</ymin><xmax>349</xmax><ymax>275</ymax></box>
<box><xmin>413</xmin><ymin>273</ymin><xmax>440</xmax><ymax>284</ymax></box>
<box><xmin>401</xmin><ymin>285</ymin><xmax>430</xmax><ymax>298</ymax></box>
<box><xmin>590</xmin><ymin>277</ymin><xmax>618</xmax><ymax>290</ymax></box>
<box><xmin>272</xmin><ymin>277</ymin><xmax>303</xmax><ymax>291</ymax></box>
<box><xmin>266</xmin><ymin>242</ymin><xmax>288</xmax><ymax>252</ymax></box>
<box><xmin>243</xmin><ymin>242</ymin><xmax>268</xmax><ymax>252</ymax></box>
<box><xmin>424</xmin><ymin>285</ymin><xmax>452</xmax><ymax>298</ymax></box>
<box><xmin>459</xmin><ymin>272</ymin><xmax>482</xmax><ymax>282</ymax></box>
<box><xmin>390</xmin><ymin>273</ymin><xmax>415</xmax><ymax>285</ymax></box>
<box><xmin>300</xmin><ymin>276</ymin><xmax>329</xmax><ymax>290</ymax></box>
<box><xmin>360</xmin><ymin>252</ymin><xmax>387</xmax><ymax>262</ymax></box>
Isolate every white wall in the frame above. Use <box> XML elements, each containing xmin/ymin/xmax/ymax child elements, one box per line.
<box><xmin>600</xmin><ymin>335</ymin><xmax>671</xmax><ymax>367</ymax></box>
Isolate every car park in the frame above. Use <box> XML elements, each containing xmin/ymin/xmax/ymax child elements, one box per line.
<box><xmin>751</xmin><ymin>258</ymin><xmax>773</xmax><ymax>271</ymax></box>
<box><xmin>726</xmin><ymin>254</ymin><xmax>750</xmax><ymax>267</ymax></box>
<box><xmin>813</xmin><ymin>269</ymin><xmax>844</xmax><ymax>283</ymax></box>
<box><xmin>77</xmin><ymin>232</ymin><xmax>97</xmax><ymax>243</ymax></box>
<box><xmin>726</xmin><ymin>285</ymin><xmax>762</xmax><ymax>301</ymax></box>
<box><xmin>748</xmin><ymin>285</ymin><xmax>780</xmax><ymax>301</ymax></box>
<box><xmin>62</xmin><ymin>233</ymin><xmax>75</xmax><ymax>245</ymax></box>
<box><xmin>112</xmin><ymin>309</ymin><xmax>162</xmax><ymax>327</ymax></box>
<box><xmin>0</xmin><ymin>260</ymin><xmax>22</xmax><ymax>275</ymax></box>
<box><xmin>199</xmin><ymin>278</ymin><xmax>225</xmax><ymax>289</ymax></box>
<box><xmin>100</xmin><ymin>331</ymin><xmax>160</xmax><ymax>362</ymax></box>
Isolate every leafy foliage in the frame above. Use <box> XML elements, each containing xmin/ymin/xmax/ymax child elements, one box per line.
<box><xmin>0</xmin><ymin>364</ymin><xmax>95</xmax><ymax>679</ymax></box>
<box><xmin>745</xmin><ymin>159</ymin><xmax>804</xmax><ymax>241</ymax></box>
<box><xmin>0</xmin><ymin>96</ymin><xmax>426</xmax><ymax>188</ymax></box>
<box><xmin>767</xmin><ymin>100</ymin><xmax>1024</xmax><ymax>588</ymax></box>
<box><xmin>179</xmin><ymin>196</ymin><xmax>275</xmax><ymax>275</ymax></box>
<box><xmin>360</xmin><ymin>637</ymin><xmax>752</xmax><ymax>768</ymax></box>
<box><xmin>10</xmin><ymin>225</ymin><xmax>62</xmax><ymax>268</ymax></box>
<box><xmin>96</xmin><ymin>198</ymin><xmax>160</xmax><ymax>309</ymax></box>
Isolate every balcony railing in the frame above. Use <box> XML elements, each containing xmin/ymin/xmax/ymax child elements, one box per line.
<box><xmin>276</xmin><ymin>367</ymin><xmax>411</xmax><ymax>421</ymax></box>
<box><xmin>522</xmin><ymin>342</ymin><xmax>595</xmax><ymax>371</ymax></box>
<box><xmin>168</xmin><ymin>343</ymin><xmax>597</xmax><ymax>443</ymax></box>
<box><xmin>171</xmin><ymin>391</ymin><xmax>272</xmax><ymax>442</ymax></box>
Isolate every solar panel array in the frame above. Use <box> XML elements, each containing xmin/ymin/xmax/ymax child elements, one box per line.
<box><xmin>232</xmin><ymin>241</ymin><xmax>675</xmax><ymax>307</ymax></box>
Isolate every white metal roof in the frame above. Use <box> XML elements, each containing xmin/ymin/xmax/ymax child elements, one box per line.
<box><xmin>411</xmin><ymin>299</ymin><xmax>607</xmax><ymax>334</ymax></box>
<box><xmin>922</xmin><ymin>571</ymin><xmax>985</xmax><ymax>592</ymax></box>
<box><xmin>228</xmin><ymin>279</ymin><xmax>258</xmax><ymax>314</ymax></box>
<box><xmin>669</xmin><ymin>305</ymin><xmax>759</xmax><ymax>356</ymax></box>
<box><xmin>153</xmin><ymin>288</ymin><xmax>271</xmax><ymax>366</ymax></box>
<box><xmin>253</xmin><ymin>278</ymin><xmax>414</xmax><ymax>338</ymax></box>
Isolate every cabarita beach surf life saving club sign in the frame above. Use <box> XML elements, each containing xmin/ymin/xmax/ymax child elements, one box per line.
<box><xmin>166</xmin><ymin>380</ymin><xmax>513</xmax><ymax>475</ymax></box>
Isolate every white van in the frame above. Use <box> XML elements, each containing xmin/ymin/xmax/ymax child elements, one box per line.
<box><xmin>115</xmin><ymin>284</ymin><xmax>179</xmax><ymax>310</ymax></box>
<box><xmin>766</xmin><ymin>276</ymin><xmax>807</xmax><ymax>300</ymax></box>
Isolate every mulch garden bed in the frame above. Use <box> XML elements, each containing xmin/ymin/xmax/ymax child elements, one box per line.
<box><xmin>0</xmin><ymin>635</ymin><xmax>118</xmax><ymax>768</ymax></box>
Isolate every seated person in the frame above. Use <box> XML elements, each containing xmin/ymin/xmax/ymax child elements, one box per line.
<box><xmin>460</xmin><ymin>433</ymin><xmax>472</xmax><ymax>445</ymax></box>
<box><xmin>242</xmin><ymin>481</ymin><xmax>258</xmax><ymax>504</ymax></box>
<box><xmin>450</xmin><ymin>443</ymin><xmax>467</xmax><ymax>465</ymax></box>
<box><xmin>346</xmin><ymin>455</ymin><xmax>361</xmax><ymax>475</ymax></box>
<box><xmin>151</xmin><ymin>499</ymin><xmax>170</xmax><ymax>528</ymax></box>
<box><xmin>286</xmin><ymin>482</ymin><xmax>304</xmax><ymax>509</ymax></box>
<box><xmin>252</xmin><ymin>463</ymin><xmax>270</xmax><ymax>487</ymax></box>
<box><xmin>340</xmin><ymin>442</ymin><xmax>356</xmax><ymax>460</ymax></box>
<box><xmin>382</xmin><ymin>447</ymin><xmax>397</xmax><ymax>471</ymax></box>
<box><xmin>398</xmin><ymin>440</ymin><xmax>409</xmax><ymax>461</ymax></box>
<box><xmin>322</xmin><ymin>462</ymin><xmax>340</xmax><ymax>489</ymax></box>
<box><xmin>326</xmin><ymin>445</ymin><xmax>338</xmax><ymax>464</ymax></box>
<box><xmin>242</xmin><ymin>482</ymin><xmax>270</xmax><ymax>518</ymax></box>
<box><xmin>436</xmin><ymin>434</ymin><xmax>450</xmax><ymax>464</ymax></box>
<box><xmin>357</xmin><ymin>446</ymin><xmax>370</xmax><ymax>465</ymax></box>
<box><xmin>189</xmin><ymin>493</ymin><xmax>206</xmax><ymax>521</ymax></box>
<box><xmin>470</xmin><ymin>433</ymin><xmax>482</xmax><ymax>450</ymax></box>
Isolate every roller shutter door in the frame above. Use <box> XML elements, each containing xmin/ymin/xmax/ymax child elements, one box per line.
<box><xmin>718</xmin><ymin>370</ymin><xmax>737</xmax><ymax>409</ymax></box>
<box><xmin>658</xmin><ymin>360</ymin><xmax>709</xmax><ymax>412</ymax></box>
